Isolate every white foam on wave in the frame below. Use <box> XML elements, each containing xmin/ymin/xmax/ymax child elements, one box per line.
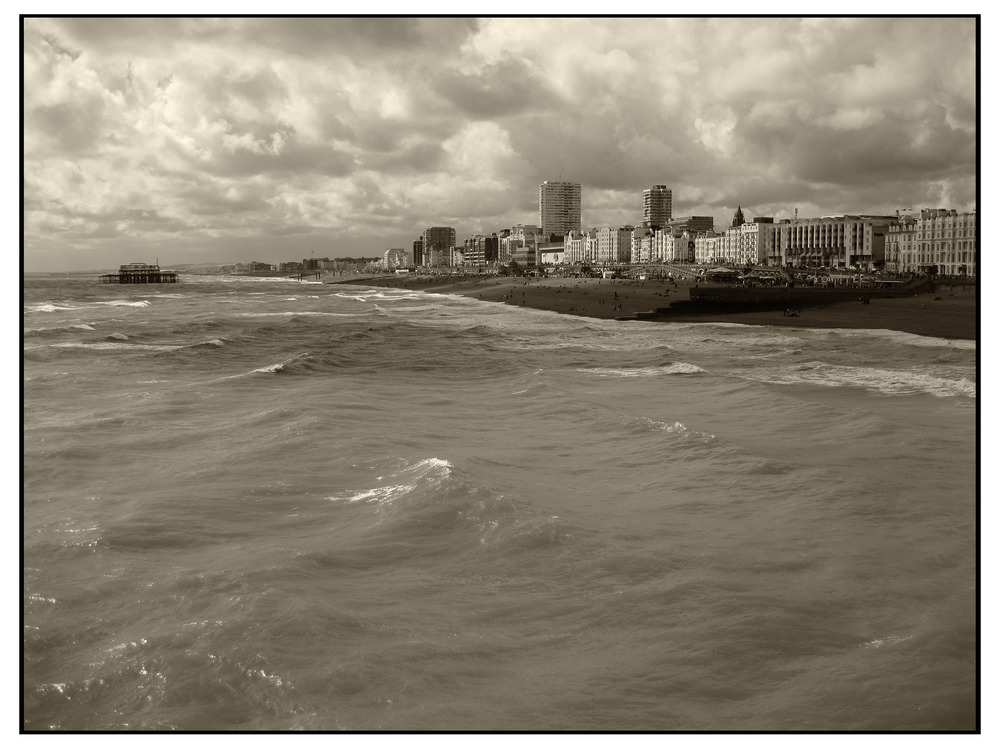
<box><xmin>744</xmin><ymin>360</ymin><xmax>976</xmax><ymax>398</ymax></box>
<box><xmin>386</xmin><ymin>304</ymin><xmax>440</xmax><ymax>313</ymax></box>
<box><xmin>327</xmin><ymin>457</ymin><xmax>453</xmax><ymax>505</ymax></box>
<box><xmin>637</xmin><ymin>417</ymin><xmax>717</xmax><ymax>441</ymax></box>
<box><xmin>251</xmin><ymin>352</ymin><xmax>312</xmax><ymax>374</ymax></box>
<box><xmin>499</xmin><ymin>335</ymin><xmax>676</xmax><ymax>355</ymax></box>
<box><xmin>374</xmin><ymin>293</ymin><xmax>432</xmax><ymax>302</ymax></box>
<box><xmin>28</xmin><ymin>303</ymin><xmax>81</xmax><ymax>313</ymax></box>
<box><xmin>579</xmin><ymin>362</ymin><xmax>705</xmax><ymax>378</ymax></box>
<box><xmin>73</xmin><ymin>324</ymin><xmax>96</xmax><ymax>330</ymax></box>
<box><xmin>691</xmin><ymin>324</ymin><xmax>805</xmax><ymax>347</ymax></box>
<box><xmin>331</xmin><ymin>484</ymin><xmax>416</xmax><ymax>504</ymax></box>
<box><xmin>51</xmin><ymin>342</ymin><xmax>182</xmax><ymax>352</ymax></box>
<box><xmin>862</xmin><ymin>634</ymin><xmax>913</xmax><ymax>648</ymax></box>
<box><xmin>661</xmin><ymin>362</ymin><xmax>705</xmax><ymax>374</ymax></box>
<box><xmin>816</xmin><ymin>327</ymin><xmax>976</xmax><ymax>350</ymax></box>
<box><xmin>237</xmin><ymin>311</ymin><xmax>359</xmax><ymax>318</ymax></box>
<box><xmin>195</xmin><ymin>274</ymin><xmax>323</xmax><ymax>285</ymax></box>
<box><xmin>96</xmin><ymin>300</ymin><xmax>151</xmax><ymax>307</ymax></box>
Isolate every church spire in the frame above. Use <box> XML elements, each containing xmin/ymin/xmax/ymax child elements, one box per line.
<box><xmin>732</xmin><ymin>205</ymin><xmax>745</xmax><ymax>228</ymax></box>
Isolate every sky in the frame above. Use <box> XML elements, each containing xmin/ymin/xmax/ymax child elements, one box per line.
<box><xmin>22</xmin><ymin>15</ymin><xmax>979</xmax><ymax>272</ymax></box>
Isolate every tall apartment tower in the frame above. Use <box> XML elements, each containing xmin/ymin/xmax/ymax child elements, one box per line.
<box><xmin>422</xmin><ymin>226</ymin><xmax>456</xmax><ymax>267</ymax></box>
<box><xmin>539</xmin><ymin>181</ymin><xmax>582</xmax><ymax>239</ymax></box>
<box><xmin>643</xmin><ymin>185</ymin><xmax>673</xmax><ymax>228</ymax></box>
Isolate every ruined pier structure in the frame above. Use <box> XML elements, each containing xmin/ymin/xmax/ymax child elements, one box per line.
<box><xmin>100</xmin><ymin>263</ymin><xmax>179</xmax><ymax>284</ymax></box>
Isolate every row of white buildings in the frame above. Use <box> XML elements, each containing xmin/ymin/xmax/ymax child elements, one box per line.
<box><xmin>380</xmin><ymin>205</ymin><xmax>975</xmax><ymax>277</ymax></box>
<box><xmin>546</xmin><ymin>208</ymin><xmax>975</xmax><ymax>275</ymax></box>
<box><xmin>884</xmin><ymin>208</ymin><xmax>977</xmax><ymax>276</ymax></box>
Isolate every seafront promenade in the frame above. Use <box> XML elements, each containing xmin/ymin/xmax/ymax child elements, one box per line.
<box><xmin>337</xmin><ymin>273</ymin><xmax>977</xmax><ymax>341</ymax></box>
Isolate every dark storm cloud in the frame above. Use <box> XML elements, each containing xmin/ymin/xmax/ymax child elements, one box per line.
<box><xmin>433</xmin><ymin>58</ymin><xmax>566</xmax><ymax>119</ymax></box>
<box><xmin>234</xmin><ymin>17</ymin><xmax>481</xmax><ymax>58</ymax></box>
<box><xmin>361</xmin><ymin>140</ymin><xmax>447</xmax><ymax>174</ymax></box>
<box><xmin>31</xmin><ymin>96</ymin><xmax>108</xmax><ymax>154</ymax></box>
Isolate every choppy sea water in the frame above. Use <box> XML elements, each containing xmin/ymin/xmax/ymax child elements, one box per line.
<box><xmin>23</xmin><ymin>274</ymin><xmax>977</xmax><ymax>731</ymax></box>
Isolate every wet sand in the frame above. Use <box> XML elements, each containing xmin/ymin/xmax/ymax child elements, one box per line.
<box><xmin>338</xmin><ymin>275</ymin><xmax>978</xmax><ymax>341</ymax></box>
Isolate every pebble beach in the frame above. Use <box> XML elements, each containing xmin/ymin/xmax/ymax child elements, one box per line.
<box><xmin>341</xmin><ymin>274</ymin><xmax>978</xmax><ymax>341</ymax></box>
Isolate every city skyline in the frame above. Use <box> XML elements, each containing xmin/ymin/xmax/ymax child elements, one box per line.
<box><xmin>23</xmin><ymin>16</ymin><xmax>978</xmax><ymax>271</ymax></box>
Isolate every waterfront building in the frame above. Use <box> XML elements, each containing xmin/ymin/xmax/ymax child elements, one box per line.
<box><xmin>585</xmin><ymin>232</ymin><xmax>599</xmax><ymax>263</ymax></box>
<box><xmin>885</xmin><ymin>208</ymin><xmax>976</xmax><ymax>276</ymax></box>
<box><xmin>651</xmin><ymin>229</ymin><xmax>671</xmax><ymax>262</ymax></box>
<box><xmin>632</xmin><ymin>224</ymin><xmax>656</xmax><ymax>263</ymax></box>
<box><xmin>423</xmin><ymin>226</ymin><xmax>456</xmax><ymax>268</ymax></box>
<box><xmin>383</xmin><ymin>248</ymin><xmax>410</xmax><ymax>269</ymax></box>
<box><xmin>705</xmin><ymin>217</ymin><xmax>775</xmax><ymax>266</ymax></box>
<box><xmin>883</xmin><ymin>215</ymin><xmax>917</xmax><ymax>275</ymax></box>
<box><xmin>596</xmin><ymin>226</ymin><xmax>634</xmax><ymax>264</ymax></box>
<box><xmin>502</xmin><ymin>224</ymin><xmax>544</xmax><ymax>266</ymax></box>
<box><xmin>648</xmin><ymin>228</ymin><xmax>697</xmax><ymax>263</ymax></box>
<box><xmin>769</xmin><ymin>215</ymin><xmax>896</xmax><ymax>269</ymax></box>
<box><xmin>694</xmin><ymin>231</ymin><xmax>721</xmax><ymax>264</ymax></box>
<box><xmin>539</xmin><ymin>181</ymin><xmax>582</xmax><ymax>238</ymax></box>
<box><xmin>412</xmin><ymin>237</ymin><xmax>424</xmax><ymax>267</ymax></box>
<box><xmin>642</xmin><ymin>185</ymin><xmax>673</xmax><ymax>228</ymax></box>
<box><xmin>538</xmin><ymin>246</ymin><xmax>566</xmax><ymax>266</ymax></box>
<box><xmin>497</xmin><ymin>229</ymin><xmax>512</xmax><ymax>266</ymax></box>
<box><xmin>462</xmin><ymin>234</ymin><xmax>499</xmax><ymax>268</ymax></box>
<box><xmin>673</xmin><ymin>230</ymin><xmax>698</xmax><ymax>263</ymax></box>
<box><xmin>302</xmin><ymin>256</ymin><xmax>329</xmax><ymax>271</ymax></box>
<box><xmin>511</xmin><ymin>243</ymin><xmax>538</xmax><ymax>268</ymax></box>
<box><xmin>563</xmin><ymin>230</ymin><xmax>587</xmax><ymax>264</ymax></box>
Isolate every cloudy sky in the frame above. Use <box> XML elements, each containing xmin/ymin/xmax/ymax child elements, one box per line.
<box><xmin>23</xmin><ymin>15</ymin><xmax>978</xmax><ymax>271</ymax></box>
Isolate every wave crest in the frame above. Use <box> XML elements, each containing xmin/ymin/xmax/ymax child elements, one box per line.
<box><xmin>743</xmin><ymin>361</ymin><xmax>975</xmax><ymax>398</ymax></box>
<box><xmin>579</xmin><ymin>362</ymin><xmax>704</xmax><ymax>378</ymax></box>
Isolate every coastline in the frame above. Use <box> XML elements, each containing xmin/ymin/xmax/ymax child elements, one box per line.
<box><xmin>337</xmin><ymin>275</ymin><xmax>978</xmax><ymax>341</ymax></box>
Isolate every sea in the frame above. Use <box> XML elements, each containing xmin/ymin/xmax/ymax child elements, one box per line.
<box><xmin>22</xmin><ymin>273</ymin><xmax>978</xmax><ymax>732</ymax></box>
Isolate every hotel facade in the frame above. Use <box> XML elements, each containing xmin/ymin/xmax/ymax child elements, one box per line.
<box><xmin>884</xmin><ymin>209</ymin><xmax>977</xmax><ymax>276</ymax></box>
<box><xmin>764</xmin><ymin>215</ymin><xmax>896</xmax><ymax>269</ymax></box>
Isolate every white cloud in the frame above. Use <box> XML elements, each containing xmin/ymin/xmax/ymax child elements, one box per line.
<box><xmin>21</xmin><ymin>16</ymin><xmax>978</xmax><ymax>271</ymax></box>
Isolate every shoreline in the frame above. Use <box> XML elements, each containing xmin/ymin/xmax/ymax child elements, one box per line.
<box><xmin>337</xmin><ymin>274</ymin><xmax>978</xmax><ymax>341</ymax></box>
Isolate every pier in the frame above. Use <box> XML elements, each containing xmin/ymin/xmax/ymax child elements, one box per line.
<box><xmin>100</xmin><ymin>263</ymin><xmax>179</xmax><ymax>284</ymax></box>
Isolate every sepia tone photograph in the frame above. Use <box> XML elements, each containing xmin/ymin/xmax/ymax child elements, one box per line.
<box><xmin>23</xmin><ymin>13</ymin><xmax>978</xmax><ymax>732</ymax></box>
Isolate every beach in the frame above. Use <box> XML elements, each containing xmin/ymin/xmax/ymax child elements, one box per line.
<box><xmin>340</xmin><ymin>274</ymin><xmax>978</xmax><ymax>341</ymax></box>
